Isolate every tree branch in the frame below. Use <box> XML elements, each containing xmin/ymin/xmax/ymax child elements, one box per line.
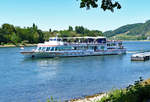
<box><xmin>79</xmin><ymin>0</ymin><xmax>121</xmax><ymax>12</ymax></box>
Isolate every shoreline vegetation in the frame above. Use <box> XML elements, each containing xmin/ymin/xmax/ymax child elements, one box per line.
<box><xmin>0</xmin><ymin>43</ymin><xmax>37</xmax><ymax>48</ymax></box>
<box><xmin>0</xmin><ymin>23</ymin><xmax>103</xmax><ymax>47</ymax></box>
<box><xmin>46</xmin><ymin>78</ymin><xmax>150</xmax><ymax>102</ymax></box>
<box><xmin>67</xmin><ymin>78</ymin><xmax>150</xmax><ymax>102</ymax></box>
<box><xmin>1</xmin><ymin>22</ymin><xmax>150</xmax><ymax>48</ymax></box>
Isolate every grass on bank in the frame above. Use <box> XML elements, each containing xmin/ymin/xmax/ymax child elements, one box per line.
<box><xmin>98</xmin><ymin>77</ymin><xmax>150</xmax><ymax>102</ymax></box>
<box><xmin>46</xmin><ymin>97</ymin><xmax>58</xmax><ymax>102</ymax></box>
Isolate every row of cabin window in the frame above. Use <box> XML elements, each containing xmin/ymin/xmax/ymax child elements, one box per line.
<box><xmin>74</xmin><ymin>46</ymin><xmax>95</xmax><ymax>50</ymax></box>
<box><xmin>107</xmin><ymin>43</ymin><xmax>117</xmax><ymax>46</ymax></box>
<box><xmin>107</xmin><ymin>42</ymin><xmax>122</xmax><ymax>46</ymax></box>
<box><xmin>38</xmin><ymin>46</ymin><xmax>104</xmax><ymax>51</ymax></box>
<box><xmin>38</xmin><ymin>47</ymin><xmax>73</xmax><ymax>51</ymax></box>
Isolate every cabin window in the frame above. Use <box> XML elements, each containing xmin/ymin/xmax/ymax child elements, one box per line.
<box><xmin>60</xmin><ymin>47</ymin><xmax>64</xmax><ymax>51</ymax></box>
<box><xmin>38</xmin><ymin>47</ymin><xmax>42</xmax><ymax>50</ymax></box>
<box><xmin>118</xmin><ymin>42</ymin><xmax>122</xmax><ymax>46</ymax></box>
<box><xmin>74</xmin><ymin>47</ymin><xmax>77</xmax><ymax>50</ymax></box>
<box><xmin>41</xmin><ymin>47</ymin><xmax>46</xmax><ymax>51</ymax></box>
<box><xmin>112</xmin><ymin>43</ymin><xmax>116</xmax><ymax>46</ymax></box>
<box><xmin>59</xmin><ymin>47</ymin><xmax>63</xmax><ymax>51</ymax></box>
<box><xmin>46</xmin><ymin>47</ymin><xmax>48</xmax><ymax>51</ymax></box>
<box><xmin>49</xmin><ymin>47</ymin><xmax>51</xmax><ymax>51</ymax></box>
<box><xmin>51</xmin><ymin>47</ymin><xmax>55</xmax><ymax>51</ymax></box>
<box><xmin>101</xmin><ymin>46</ymin><xmax>105</xmax><ymax>50</ymax></box>
<box><xmin>46</xmin><ymin>47</ymin><xmax>51</xmax><ymax>51</ymax></box>
<box><xmin>63</xmin><ymin>46</ymin><xmax>71</xmax><ymax>50</ymax></box>
<box><xmin>107</xmin><ymin>44</ymin><xmax>110</xmax><ymax>46</ymax></box>
<box><xmin>55</xmin><ymin>47</ymin><xmax>60</xmax><ymax>51</ymax></box>
<box><xmin>55</xmin><ymin>47</ymin><xmax>57</xmax><ymax>51</ymax></box>
<box><xmin>82</xmin><ymin>46</ymin><xmax>84</xmax><ymax>49</ymax></box>
<box><xmin>96</xmin><ymin>38</ymin><xmax>106</xmax><ymax>43</ymax></box>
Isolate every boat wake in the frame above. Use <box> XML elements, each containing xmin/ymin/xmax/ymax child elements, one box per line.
<box><xmin>126</xmin><ymin>51</ymin><xmax>138</xmax><ymax>54</ymax></box>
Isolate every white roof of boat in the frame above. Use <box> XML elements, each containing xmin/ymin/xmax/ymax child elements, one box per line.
<box><xmin>61</xmin><ymin>36</ymin><xmax>106</xmax><ymax>39</ymax></box>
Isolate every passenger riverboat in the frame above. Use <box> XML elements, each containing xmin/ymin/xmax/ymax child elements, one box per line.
<box><xmin>21</xmin><ymin>36</ymin><xmax>126</xmax><ymax>58</ymax></box>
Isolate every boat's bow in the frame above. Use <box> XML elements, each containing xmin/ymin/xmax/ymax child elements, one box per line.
<box><xmin>20</xmin><ymin>51</ymin><xmax>35</xmax><ymax>57</ymax></box>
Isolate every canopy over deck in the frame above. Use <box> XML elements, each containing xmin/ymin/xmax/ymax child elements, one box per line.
<box><xmin>61</xmin><ymin>36</ymin><xmax>106</xmax><ymax>39</ymax></box>
<box><xmin>49</xmin><ymin>36</ymin><xmax>106</xmax><ymax>44</ymax></box>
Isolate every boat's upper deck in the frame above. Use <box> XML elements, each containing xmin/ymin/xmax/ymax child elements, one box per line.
<box><xmin>35</xmin><ymin>36</ymin><xmax>124</xmax><ymax>52</ymax></box>
<box><xmin>37</xmin><ymin>36</ymin><xmax>108</xmax><ymax>47</ymax></box>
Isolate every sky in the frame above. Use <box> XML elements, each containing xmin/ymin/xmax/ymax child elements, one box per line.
<box><xmin>0</xmin><ymin>0</ymin><xmax>150</xmax><ymax>32</ymax></box>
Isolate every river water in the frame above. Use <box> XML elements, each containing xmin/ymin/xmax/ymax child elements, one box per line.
<box><xmin>1</xmin><ymin>41</ymin><xmax>150</xmax><ymax>102</ymax></box>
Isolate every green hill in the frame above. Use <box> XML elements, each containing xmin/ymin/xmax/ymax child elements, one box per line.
<box><xmin>104</xmin><ymin>20</ymin><xmax>150</xmax><ymax>40</ymax></box>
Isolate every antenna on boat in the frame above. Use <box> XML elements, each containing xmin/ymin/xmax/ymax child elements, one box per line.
<box><xmin>56</xmin><ymin>33</ymin><xmax>59</xmax><ymax>41</ymax></box>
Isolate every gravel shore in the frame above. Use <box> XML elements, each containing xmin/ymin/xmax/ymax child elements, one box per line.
<box><xmin>69</xmin><ymin>93</ymin><xmax>106</xmax><ymax>102</ymax></box>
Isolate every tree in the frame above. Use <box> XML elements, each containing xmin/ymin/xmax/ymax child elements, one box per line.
<box><xmin>68</xmin><ymin>26</ymin><xmax>73</xmax><ymax>31</ymax></box>
<box><xmin>0</xmin><ymin>23</ymin><xmax>104</xmax><ymax>45</ymax></box>
<box><xmin>37</xmin><ymin>30</ymin><xmax>44</xmax><ymax>43</ymax></box>
<box><xmin>49</xmin><ymin>28</ymin><xmax>52</xmax><ymax>32</ymax></box>
<box><xmin>0</xmin><ymin>28</ymin><xmax>6</xmax><ymax>43</ymax></box>
<box><xmin>79</xmin><ymin>0</ymin><xmax>121</xmax><ymax>12</ymax></box>
<box><xmin>1</xmin><ymin>24</ymin><xmax>16</xmax><ymax>43</ymax></box>
<box><xmin>33</xmin><ymin>31</ymin><xmax>39</xmax><ymax>43</ymax></box>
<box><xmin>32</xmin><ymin>23</ymin><xmax>38</xmax><ymax>30</ymax></box>
<box><xmin>75</xmin><ymin>26</ymin><xmax>85</xmax><ymax>34</ymax></box>
<box><xmin>10</xmin><ymin>32</ymin><xmax>20</xmax><ymax>45</ymax></box>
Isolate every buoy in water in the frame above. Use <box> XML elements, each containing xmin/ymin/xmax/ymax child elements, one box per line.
<box><xmin>20</xmin><ymin>47</ymin><xmax>24</xmax><ymax>49</ymax></box>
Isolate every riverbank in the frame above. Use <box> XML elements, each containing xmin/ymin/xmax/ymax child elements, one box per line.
<box><xmin>0</xmin><ymin>44</ymin><xmax>37</xmax><ymax>48</ymax></box>
<box><xmin>69</xmin><ymin>93</ymin><xmax>106</xmax><ymax>102</ymax></box>
<box><xmin>69</xmin><ymin>78</ymin><xmax>150</xmax><ymax>102</ymax></box>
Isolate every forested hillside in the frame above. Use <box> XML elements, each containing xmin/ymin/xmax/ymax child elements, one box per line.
<box><xmin>0</xmin><ymin>24</ymin><xmax>103</xmax><ymax>45</ymax></box>
<box><xmin>104</xmin><ymin>20</ymin><xmax>150</xmax><ymax>40</ymax></box>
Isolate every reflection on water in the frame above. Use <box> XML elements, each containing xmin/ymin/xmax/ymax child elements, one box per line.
<box><xmin>1</xmin><ymin>41</ymin><xmax>150</xmax><ymax>102</ymax></box>
<box><xmin>22</xmin><ymin>58</ymin><xmax>61</xmax><ymax>82</ymax></box>
<box><xmin>36</xmin><ymin>59</ymin><xmax>61</xmax><ymax>81</ymax></box>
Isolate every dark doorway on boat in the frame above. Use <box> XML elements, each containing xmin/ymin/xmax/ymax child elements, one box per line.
<box><xmin>32</xmin><ymin>55</ymin><xmax>35</xmax><ymax>58</ymax></box>
<box><xmin>94</xmin><ymin>46</ymin><xmax>97</xmax><ymax>51</ymax></box>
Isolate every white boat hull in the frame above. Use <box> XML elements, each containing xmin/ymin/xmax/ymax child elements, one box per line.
<box><xmin>21</xmin><ymin>49</ymin><xmax>126</xmax><ymax>58</ymax></box>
